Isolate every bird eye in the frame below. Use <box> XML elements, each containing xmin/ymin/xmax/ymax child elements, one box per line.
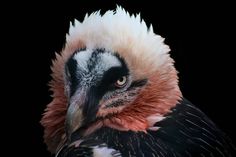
<box><xmin>115</xmin><ymin>76</ymin><xmax>127</xmax><ymax>88</ymax></box>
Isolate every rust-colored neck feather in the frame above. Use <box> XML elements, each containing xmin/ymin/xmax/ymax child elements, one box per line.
<box><xmin>41</xmin><ymin>45</ymin><xmax>181</xmax><ymax>153</ymax></box>
<box><xmin>103</xmin><ymin>65</ymin><xmax>182</xmax><ymax>131</ymax></box>
<box><xmin>40</xmin><ymin>43</ymin><xmax>84</xmax><ymax>153</ymax></box>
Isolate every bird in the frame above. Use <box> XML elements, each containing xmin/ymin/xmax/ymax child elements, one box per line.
<box><xmin>41</xmin><ymin>7</ymin><xmax>235</xmax><ymax>157</ymax></box>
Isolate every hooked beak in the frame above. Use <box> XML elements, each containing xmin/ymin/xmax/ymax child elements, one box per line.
<box><xmin>65</xmin><ymin>87</ymin><xmax>100</xmax><ymax>140</ymax></box>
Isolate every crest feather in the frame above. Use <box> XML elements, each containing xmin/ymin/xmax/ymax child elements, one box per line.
<box><xmin>64</xmin><ymin>6</ymin><xmax>171</xmax><ymax>78</ymax></box>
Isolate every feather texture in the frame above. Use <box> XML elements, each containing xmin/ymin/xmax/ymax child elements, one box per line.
<box><xmin>57</xmin><ymin>98</ymin><xmax>235</xmax><ymax>157</ymax></box>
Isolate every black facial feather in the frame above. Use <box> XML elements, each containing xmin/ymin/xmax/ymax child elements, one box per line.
<box><xmin>65</xmin><ymin>49</ymin><xmax>148</xmax><ymax>135</ymax></box>
<box><xmin>114</xmin><ymin>53</ymin><xmax>127</xmax><ymax>69</ymax></box>
<box><xmin>65</xmin><ymin>48</ymin><xmax>87</xmax><ymax>97</ymax></box>
<box><xmin>87</xmin><ymin>48</ymin><xmax>106</xmax><ymax>71</ymax></box>
<box><xmin>129</xmin><ymin>79</ymin><xmax>148</xmax><ymax>89</ymax></box>
<box><xmin>100</xmin><ymin>67</ymin><xmax>129</xmax><ymax>89</ymax></box>
<box><xmin>65</xmin><ymin>57</ymin><xmax>79</xmax><ymax>97</ymax></box>
<box><xmin>82</xmin><ymin>86</ymin><xmax>102</xmax><ymax>124</ymax></box>
<box><xmin>81</xmin><ymin>65</ymin><xmax>129</xmax><ymax>126</ymax></box>
<box><xmin>98</xmin><ymin>52</ymin><xmax>129</xmax><ymax>90</ymax></box>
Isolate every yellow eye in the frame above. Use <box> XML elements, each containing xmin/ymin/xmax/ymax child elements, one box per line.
<box><xmin>115</xmin><ymin>76</ymin><xmax>127</xmax><ymax>87</ymax></box>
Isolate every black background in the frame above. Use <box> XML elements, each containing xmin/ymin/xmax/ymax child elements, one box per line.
<box><xmin>8</xmin><ymin>1</ymin><xmax>234</xmax><ymax>156</ymax></box>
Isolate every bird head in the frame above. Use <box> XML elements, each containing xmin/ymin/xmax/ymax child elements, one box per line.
<box><xmin>41</xmin><ymin>7</ymin><xmax>182</xmax><ymax>153</ymax></box>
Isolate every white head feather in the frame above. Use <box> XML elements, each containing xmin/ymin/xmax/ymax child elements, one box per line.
<box><xmin>64</xmin><ymin>6</ymin><xmax>172</xmax><ymax>78</ymax></box>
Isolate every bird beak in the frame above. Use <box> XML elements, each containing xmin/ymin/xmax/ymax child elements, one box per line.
<box><xmin>65</xmin><ymin>87</ymin><xmax>100</xmax><ymax>139</ymax></box>
<box><xmin>65</xmin><ymin>89</ymin><xmax>86</xmax><ymax>139</ymax></box>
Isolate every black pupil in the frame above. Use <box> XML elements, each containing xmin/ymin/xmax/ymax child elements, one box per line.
<box><xmin>118</xmin><ymin>77</ymin><xmax>124</xmax><ymax>83</ymax></box>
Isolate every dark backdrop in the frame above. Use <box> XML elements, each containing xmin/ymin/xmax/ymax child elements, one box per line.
<box><xmin>14</xmin><ymin>1</ymin><xmax>234</xmax><ymax>156</ymax></box>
